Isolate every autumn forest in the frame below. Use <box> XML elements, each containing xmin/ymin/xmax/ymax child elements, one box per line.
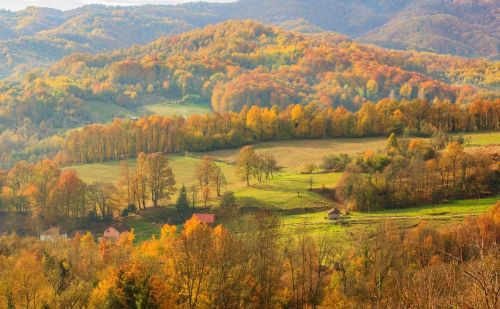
<box><xmin>0</xmin><ymin>2</ymin><xmax>499</xmax><ymax>309</ymax></box>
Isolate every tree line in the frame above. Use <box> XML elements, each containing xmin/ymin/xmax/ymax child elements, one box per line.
<box><xmin>0</xmin><ymin>203</ymin><xmax>498</xmax><ymax>308</ymax></box>
<box><xmin>62</xmin><ymin>98</ymin><xmax>500</xmax><ymax>164</ymax></box>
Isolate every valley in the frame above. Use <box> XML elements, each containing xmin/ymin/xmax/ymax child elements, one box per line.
<box><xmin>0</xmin><ymin>4</ymin><xmax>498</xmax><ymax>308</ymax></box>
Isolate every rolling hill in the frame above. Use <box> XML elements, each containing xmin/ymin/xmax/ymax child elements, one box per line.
<box><xmin>0</xmin><ymin>5</ymin><xmax>216</xmax><ymax>78</ymax></box>
<box><xmin>360</xmin><ymin>0</ymin><xmax>499</xmax><ymax>59</ymax></box>
<box><xmin>0</xmin><ymin>0</ymin><xmax>497</xmax><ymax>78</ymax></box>
<box><xmin>0</xmin><ymin>20</ymin><xmax>497</xmax><ymax>139</ymax></box>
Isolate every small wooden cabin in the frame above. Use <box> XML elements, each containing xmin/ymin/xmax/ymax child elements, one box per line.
<box><xmin>327</xmin><ymin>208</ymin><xmax>341</xmax><ymax>220</ymax></box>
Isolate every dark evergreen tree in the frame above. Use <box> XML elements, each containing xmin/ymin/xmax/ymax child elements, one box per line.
<box><xmin>176</xmin><ymin>185</ymin><xmax>189</xmax><ymax>211</ymax></box>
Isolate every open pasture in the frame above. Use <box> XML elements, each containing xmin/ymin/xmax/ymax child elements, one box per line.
<box><xmin>68</xmin><ymin>136</ymin><xmax>499</xmax><ymax>245</ymax></box>
<box><xmin>124</xmin><ymin>196</ymin><xmax>498</xmax><ymax>245</ymax></box>
<box><xmin>70</xmin><ymin>155</ymin><xmax>239</xmax><ymax>190</ymax></box>
<box><xmin>203</xmin><ymin>137</ymin><xmax>387</xmax><ymax>171</ymax></box>
<box><xmin>85</xmin><ymin>100</ymin><xmax>135</xmax><ymax>123</ymax></box>
<box><xmin>452</xmin><ymin>131</ymin><xmax>500</xmax><ymax>146</ymax></box>
<box><xmin>69</xmin><ymin>155</ymin><xmax>342</xmax><ymax>211</ymax></box>
<box><xmin>280</xmin><ymin>196</ymin><xmax>499</xmax><ymax>240</ymax></box>
<box><xmin>137</xmin><ymin>102</ymin><xmax>211</xmax><ymax>118</ymax></box>
<box><xmin>235</xmin><ymin>172</ymin><xmax>341</xmax><ymax>210</ymax></box>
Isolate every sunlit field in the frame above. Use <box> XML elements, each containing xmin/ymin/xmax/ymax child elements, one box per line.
<box><xmin>138</xmin><ymin>102</ymin><xmax>211</xmax><ymax>117</ymax></box>
<box><xmin>69</xmin><ymin>155</ymin><xmax>341</xmax><ymax>210</ymax></box>
<box><xmin>452</xmin><ymin>131</ymin><xmax>500</xmax><ymax>146</ymax></box>
<box><xmin>203</xmin><ymin>137</ymin><xmax>388</xmax><ymax>171</ymax></box>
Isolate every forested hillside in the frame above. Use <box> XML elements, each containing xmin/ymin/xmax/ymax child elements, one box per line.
<box><xmin>0</xmin><ymin>4</ymin><xmax>499</xmax><ymax>308</ymax></box>
<box><xmin>0</xmin><ymin>0</ymin><xmax>497</xmax><ymax>79</ymax></box>
<box><xmin>0</xmin><ymin>5</ymin><xmax>214</xmax><ymax>77</ymax></box>
<box><xmin>1</xmin><ymin>20</ymin><xmax>498</xmax><ymax>131</ymax></box>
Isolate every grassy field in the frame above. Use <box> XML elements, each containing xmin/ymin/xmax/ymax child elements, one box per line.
<box><xmin>203</xmin><ymin>132</ymin><xmax>500</xmax><ymax>172</ymax></box>
<box><xmin>69</xmin><ymin>137</ymin><xmax>368</xmax><ymax>211</ymax></box>
<box><xmin>68</xmin><ymin>136</ymin><xmax>499</xmax><ymax>244</ymax></box>
<box><xmin>137</xmin><ymin>102</ymin><xmax>211</xmax><ymax>118</ymax></box>
<box><xmin>451</xmin><ymin>131</ymin><xmax>500</xmax><ymax>146</ymax></box>
<box><xmin>279</xmin><ymin>196</ymin><xmax>499</xmax><ymax>244</ymax></box>
<box><xmin>70</xmin><ymin>133</ymin><xmax>499</xmax><ymax>210</ymax></box>
<box><xmin>69</xmin><ymin>155</ymin><xmax>341</xmax><ymax>211</ymax></box>
<box><xmin>203</xmin><ymin>137</ymin><xmax>387</xmax><ymax>172</ymax></box>
<box><xmin>283</xmin><ymin>196</ymin><xmax>499</xmax><ymax>224</ymax></box>
<box><xmin>70</xmin><ymin>155</ymin><xmax>240</xmax><ymax>192</ymax></box>
<box><xmin>86</xmin><ymin>101</ymin><xmax>135</xmax><ymax>123</ymax></box>
<box><xmin>235</xmin><ymin>172</ymin><xmax>341</xmax><ymax>210</ymax></box>
<box><xmin>69</xmin><ymin>136</ymin><xmax>388</xmax><ymax>184</ymax></box>
<box><xmin>84</xmin><ymin>98</ymin><xmax>211</xmax><ymax>124</ymax></box>
<box><xmin>70</xmin><ymin>156</ymin><xmax>232</xmax><ymax>186</ymax></box>
<box><xmin>124</xmin><ymin>196</ymin><xmax>498</xmax><ymax>244</ymax></box>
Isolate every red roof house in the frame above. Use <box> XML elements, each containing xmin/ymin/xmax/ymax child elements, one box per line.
<box><xmin>192</xmin><ymin>213</ymin><xmax>216</xmax><ymax>225</ymax></box>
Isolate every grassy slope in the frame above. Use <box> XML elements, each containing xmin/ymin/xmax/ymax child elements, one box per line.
<box><xmin>451</xmin><ymin>131</ymin><xmax>500</xmax><ymax>146</ymax></box>
<box><xmin>85</xmin><ymin>97</ymin><xmax>211</xmax><ymax>124</ymax></box>
<box><xmin>203</xmin><ymin>137</ymin><xmax>388</xmax><ymax>171</ymax></box>
<box><xmin>69</xmin><ymin>134</ymin><xmax>499</xmax><ymax>243</ymax></box>
<box><xmin>235</xmin><ymin>172</ymin><xmax>341</xmax><ymax>210</ymax></box>
<box><xmin>280</xmin><ymin>196</ymin><xmax>499</xmax><ymax>248</ymax></box>
<box><xmin>126</xmin><ymin>196</ymin><xmax>499</xmax><ymax>244</ymax></box>
<box><xmin>70</xmin><ymin>133</ymin><xmax>499</xmax><ymax>207</ymax></box>
<box><xmin>86</xmin><ymin>101</ymin><xmax>135</xmax><ymax>123</ymax></box>
<box><xmin>69</xmin><ymin>137</ymin><xmax>383</xmax><ymax>209</ymax></box>
<box><xmin>70</xmin><ymin>156</ymin><xmax>237</xmax><ymax>189</ymax></box>
<box><xmin>137</xmin><ymin>102</ymin><xmax>211</xmax><ymax>118</ymax></box>
<box><xmin>70</xmin><ymin>155</ymin><xmax>340</xmax><ymax>211</ymax></box>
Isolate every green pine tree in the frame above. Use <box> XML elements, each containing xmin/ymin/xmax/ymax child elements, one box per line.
<box><xmin>176</xmin><ymin>185</ymin><xmax>189</xmax><ymax>211</ymax></box>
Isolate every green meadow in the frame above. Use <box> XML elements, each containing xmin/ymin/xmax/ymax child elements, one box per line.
<box><xmin>68</xmin><ymin>136</ymin><xmax>499</xmax><ymax>244</ymax></box>
<box><xmin>70</xmin><ymin>155</ymin><xmax>341</xmax><ymax>211</ymax></box>
<box><xmin>137</xmin><ymin>102</ymin><xmax>211</xmax><ymax>118</ymax></box>
<box><xmin>452</xmin><ymin>131</ymin><xmax>500</xmax><ymax>146</ymax></box>
<box><xmin>203</xmin><ymin>137</ymin><xmax>388</xmax><ymax>171</ymax></box>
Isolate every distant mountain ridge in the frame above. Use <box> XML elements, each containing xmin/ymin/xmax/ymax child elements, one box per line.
<box><xmin>360</xmin><ymin>0</ymin><xmax>499</xmax><ymax>59</ymax></box>
<box><xmin>0</xmin><ymin>0</ymin><xmax>497</xmax><ymax>78</ymax></box>
<box><xmin>0</xmin><ymin>5</ymin><xmax>208</xmax><ymax>78</ymax></box>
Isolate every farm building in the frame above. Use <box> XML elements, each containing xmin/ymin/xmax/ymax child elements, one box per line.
<box><xmin>327</xmin><ymin>208</ymin><xmax>341</xmax><ymax>220</ymax></box>
<box><xmin>192</xmin><ymin>213</ymin><xmax>216</xmax><ymax>225</ymax></box>
<box><xmin>40</xmin><ymin>227</ymin><xmax>67</xmax><ymax>241</ymax></box>
<box><xmin>103</xmin><ymin>227</ymin><xmax>121</xmax><ymax>240</ymax></box>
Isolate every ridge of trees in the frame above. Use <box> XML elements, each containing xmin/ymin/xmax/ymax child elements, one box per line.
<box><xmin>61</xmin><ymin>99</ymin><xmax>500</xmax><ymax>164</ymax></box>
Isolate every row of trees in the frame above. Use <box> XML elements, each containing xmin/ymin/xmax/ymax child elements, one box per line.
<box><xmin>0</xmin><ymin>152</ymin><xmax>176</xmax><ymax>229</ymax></box>
<box><xmin>0</xmin><ymin>203</ymin><xmax>498</xmax><ymax>308</ymax></box>
<box><xmin>62</xmin><ymin>98</ymin><xmax>500</xmax><ymax>164</ymax></box>
<box><xmin>336</xmin><ymin>136</ymin><xmax>499</xmax><ymax>211</ymax></box>
<box><xmin>236</xmin><ymin>146</ymin><xmax>278</xmax><ymax>186</ymax></box>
